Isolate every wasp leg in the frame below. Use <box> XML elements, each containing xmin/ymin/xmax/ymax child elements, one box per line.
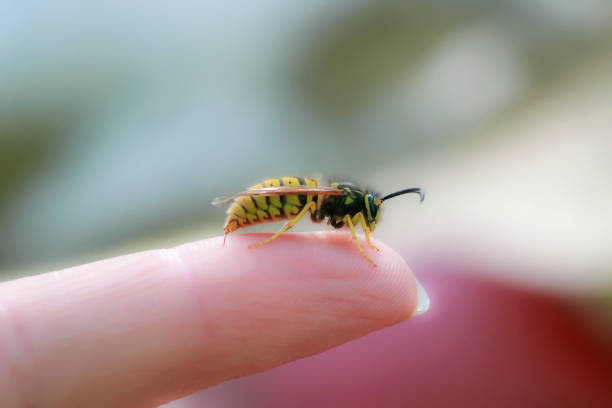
<box><xmin>249</xmin><ymin>201</ymin><xmax>317</xmax><ymax>249</ymax></box>
<box><xmin>351</xmin><ymin>213</ymin><xmax>380</xmax><ymax>252</ymax></box>
<box><xmin>343</xmin><ymin>214</ymin><xmax>376</xmax><ymax>267</ymax></box>
<box><xmin>365</xmin><ymin>229</ymin><xmax>379</xmax><ymax>252</ymax></box>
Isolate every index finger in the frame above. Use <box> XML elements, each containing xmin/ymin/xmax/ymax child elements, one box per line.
<box><xmin>0</xmin><ymin>232</ymin><xmax>428</xmax><ymax>407</ymax></box>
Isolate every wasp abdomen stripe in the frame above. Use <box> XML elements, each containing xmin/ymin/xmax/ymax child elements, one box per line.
<box><xmin>223</xmin><ymin>176</ymin><xmax>320</xmax><ymax>233</ymax></box>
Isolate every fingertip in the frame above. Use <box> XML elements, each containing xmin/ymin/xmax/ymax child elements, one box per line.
<box><xmin>177</xmin><ymin>232</ymin><xmax>420</xmax><ymax>326</ymax></box>
<box><xmin>0</xmin><ymin>232</ymin><xmax>423</xmax><ymax>407</ymax></box>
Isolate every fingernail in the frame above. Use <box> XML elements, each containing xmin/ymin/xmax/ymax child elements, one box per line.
<box><xmin>411</xmin><ymin>277</ymin><xmax>430</xmax><ymax>317</ymax></box>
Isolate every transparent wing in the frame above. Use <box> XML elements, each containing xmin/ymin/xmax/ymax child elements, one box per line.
<box><xmin>211</xmin><ymin>186</ymin><xmax>344</xmax><ymax>207</ymax></box>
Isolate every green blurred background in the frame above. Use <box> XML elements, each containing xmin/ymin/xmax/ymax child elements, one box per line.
<box><xmin>2</xmin><ymin>1</ymin><xmax>611</xmax><ymax>290</ymax></box>
<box><xmin>1</xmin><ymin>1</ymin><xmax>611</xmax><ymax>405</ymax></box>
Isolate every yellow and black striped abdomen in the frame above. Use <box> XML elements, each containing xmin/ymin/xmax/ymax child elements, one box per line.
<box><xmin>223</xmin><ymin>176</ymin><xmax>318</xmax><ymax>234</ymax></box>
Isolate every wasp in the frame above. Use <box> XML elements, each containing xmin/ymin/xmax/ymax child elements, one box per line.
<box><xmin>212</xmin><ymin>176</ymin><xmax>424</xmax><ymax>266</ymax></box>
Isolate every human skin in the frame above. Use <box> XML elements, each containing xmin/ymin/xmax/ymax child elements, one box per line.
<box><xmin>0</xmin><ymin>233</ymin><xmax>426</xmax><ymax>407</ymax></box>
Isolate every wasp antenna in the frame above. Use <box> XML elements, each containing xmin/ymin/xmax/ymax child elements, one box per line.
<box><xmin>381</xmin><ymin>188</ymin><xmax>424</xmax><ymax>203</ymax></box>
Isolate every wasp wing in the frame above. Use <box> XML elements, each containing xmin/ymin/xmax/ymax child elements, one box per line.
<box><xmin>211</xmin><ymin>186</ymin><xmax>344</xmax><ymax>207</ymax></box>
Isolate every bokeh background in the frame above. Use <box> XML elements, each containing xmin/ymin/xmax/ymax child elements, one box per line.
<box><xmin>2</xmin><ymin>1</ymin><xmax>611</xmax><ymax>406</ymax></box>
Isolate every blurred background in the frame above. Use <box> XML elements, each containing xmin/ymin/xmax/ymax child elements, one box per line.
<box><xmin>2</xmin><ymin>1</ymin><xmax>611</xmax><ymax>406</ymax></box>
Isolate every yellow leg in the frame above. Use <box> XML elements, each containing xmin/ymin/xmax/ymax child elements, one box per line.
<box><xmin>351</xmin><ymin>213</ymin><xmax>380</xmax><ymax>252</ymax></box>
<box><xmin>365</xmin><ymin>229</ymin><xmax>379</xmax><ymax>251</ymax></box>
<box><xmin>343</xmin><ymin>214</ymin><xmax>376</xmax><ymax>267</ymax></box>
<box><xmin>249</xmin><ymin>201</ymin><xmax>317</xmax><ymax>249</ymax></box>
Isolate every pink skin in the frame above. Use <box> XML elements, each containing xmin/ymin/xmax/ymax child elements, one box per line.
<box><xmin>0</xmin><ymin>233</ymin><xmax>418</xmax><ymax>407</ymax></box>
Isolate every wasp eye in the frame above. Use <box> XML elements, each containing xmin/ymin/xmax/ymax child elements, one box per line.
<box><xmin>367</xmin><ymin>195</ymin><xmax>378</xmax><ymax>221</ymax></box>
